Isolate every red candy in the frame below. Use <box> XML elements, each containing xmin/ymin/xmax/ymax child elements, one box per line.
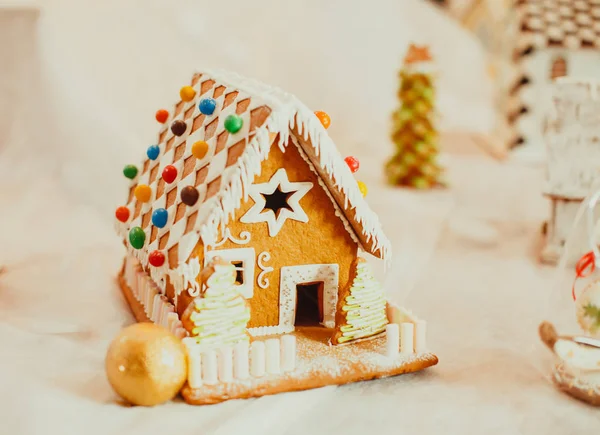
<box><xmin>115</xmin><ymin>206</ymin><xmax>130</xmax><ymax>222</ymax></box>
<box><xmin>148</xmin><ymin>250</ymin><xmax>165</xmax><ymax>267</ymax></box>
<box><xmin>155</xmin><ymin>109</ymin><xmax>169</xmax><ymax>123</ymax></box>
<box><xmin>162</xmin><ymin>165</ymin><xmax>177</xmax><ymax>183</ymax></box>
<box><xmin>344</xmin><ymin>156</ymin><xmax>360</xmax><ymax>173</ymax></box>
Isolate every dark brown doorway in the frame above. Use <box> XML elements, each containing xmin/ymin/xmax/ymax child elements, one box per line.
<box><xmin>295</xmin><ymin>282</ymin><xmax>324</xmax><ymax>326</ymax></box>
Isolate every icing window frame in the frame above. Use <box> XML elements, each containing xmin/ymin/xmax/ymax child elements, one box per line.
<box><xmin>205</xmin><ymin>247</ymin><xmax>256</xmax><ymax>298</ymax></box>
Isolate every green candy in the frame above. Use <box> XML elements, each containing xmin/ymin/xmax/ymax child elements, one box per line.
<box><xmin>224</xmin><ymin>114</ymin><xmax>243</xmax><ymax>133</ymax></box>
<box><xmin>129</xmin><ymin>227</ymin><xmax>146</xmax><ymax>249</ymax></box>
<box><xmin>123</xmin><ymin>164</ymin><xmax>138</xmax><ymax>179</ymax></box>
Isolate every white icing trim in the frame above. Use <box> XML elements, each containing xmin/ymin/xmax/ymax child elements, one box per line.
<box><xmin>166</xmin><ymin>257</ymin><xmax>201</xmax><ymax>299</ymax></box>
<box><xmin>290</xmin><ymin>135</ymin><xmax>362</xmax><ymax>248</ymax></box>
<box><xmin>213</xmin><ymin>228</ymin><xmax>252</xmax><ymax>248</ymax></box>
<box><xmin>240</xmin><ymin>168</ymin><xmax>313</xmax><ymax>237</ymax></box>
<box><xmin>257</xmin><ymin>251</ymin><xmax>274</xmax><ymax>289</ymax></box>
<box><xmin>204</xmin><ymin>248</ymin><xmax>256</xmax><ymax>298</ymax></box>
<box><xmin>279</xmin><ymin>264</ymin><xmax>339</xmax><ymax>330</ymax></box>
<box><xmin>248</xmin><ymin>325</ymin><xmax>294</xmax><ymax>337</ymax></box>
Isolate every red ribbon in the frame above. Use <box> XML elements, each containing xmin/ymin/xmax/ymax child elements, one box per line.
<box><xmin>573</xmin><ymin>251</ymin><xmax>596</xmax><ymax>301</ymax></box>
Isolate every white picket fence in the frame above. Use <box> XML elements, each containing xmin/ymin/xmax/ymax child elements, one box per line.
<box><xmin>385</xmin><ymin>302</ymin><xmax>427</xmax><ymax>358</ymax></box>
<box><xmin>124</xmin><ymin>256</ymin><xmax>187</xmax><ymax>339</ymax></box>
<box><xmin>182</xmin><ymin>335</ymin><xmax>297</xmax><ymax>388</ymax></box>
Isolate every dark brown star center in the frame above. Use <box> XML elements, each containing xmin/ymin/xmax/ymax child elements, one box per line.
<box><xmin>262</xmin><ymin>186</ymin><xmax>293</xmax><ymax>218</ymax></box>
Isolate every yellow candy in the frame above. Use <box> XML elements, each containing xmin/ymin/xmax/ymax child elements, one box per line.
<box><xmin>134</xmin><ymin>184</ymin><xmax>152</xmax><ymax>202</ymax></box>
<box><xmin>179</xmin><ymin>86</ymin><xmax>196</xmax><ymax>102</ymax></box>
<box><xmin>191</xmin><ymin>141</ymin><xmax>209</xmax><ymax>159</ymax></box>
<box><xmin>357</xmin><ymin>181</ymin><xmax>368</xmax><ymax>197</ymax></box>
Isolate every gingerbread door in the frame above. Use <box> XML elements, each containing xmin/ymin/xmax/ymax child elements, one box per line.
<box><xmin>279</xmin><ymin>264</ymin><xmax>339</xmax><ymax>331</ymax></box>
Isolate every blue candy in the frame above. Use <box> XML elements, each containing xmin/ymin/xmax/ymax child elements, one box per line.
<box><xmin>152</xmin><ymin>208</ymin><xmax>168</xmax><ymax>228</ymax></box>
<box><xmin>198</xmin><ymin>98</ymin><xmax>217</xmax><ymax>115</ymax></box>
<box><xmin>146</xmin><ymin>145</ymin><xmax>160</xmax><ymax>160</ymax></box>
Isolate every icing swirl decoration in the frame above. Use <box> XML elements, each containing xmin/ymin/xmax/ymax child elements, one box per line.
<box><xmin>213</xmin><ymin>228</ymin><xmax>251</xmax><ymax>247</ymax></box>
<box><xmin>257</xmin><ymin>251</ymin><xmax>274</xmax><ymax>289</ymax></box>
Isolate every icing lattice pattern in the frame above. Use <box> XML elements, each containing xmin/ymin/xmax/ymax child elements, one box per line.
<box><xmin>518</xmin><ymin>0</ymin><xmax>600</xmax><ymax>49</ymax></box>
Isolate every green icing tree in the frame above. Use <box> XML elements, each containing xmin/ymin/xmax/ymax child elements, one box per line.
<box><xmin>334</xmin><ymin>258</ymin><xmax>388</xmax><ymax>344</ymax></box>
<box><xmin>187</xmin><ymin>259</ymin><xmax>250</xmax><ymax>349</ymax></box>
<box><xmin>386</xmin><ymin>44</ymin><xmax>444</xmax><ymax>189</ymax></box>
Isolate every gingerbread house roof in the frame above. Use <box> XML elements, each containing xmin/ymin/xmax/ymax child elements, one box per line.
<box><xmin>517</xmin><ymin>0</ymin><xmax>600</xmax><ymax>49</ymax></box>
<box><xmin>115</xmin><ymin>70</ymin><xmax>391</xmax><ymax>290</ymax></box>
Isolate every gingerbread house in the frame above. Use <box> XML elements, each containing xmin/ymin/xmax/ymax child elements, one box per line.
<box><xmin>115</xmin><ymin>69</ymin><xmax>400</xmax><ymax>340</ymax></box>
<box><xmin>508</xmin><ymin>0</ymin><xmax>600</xmax><ymax>156</ymax></box>
<box><xmin>114</xmin><ymin>70</ymin><xmax>437</xmax><ymax>404</ymax></box>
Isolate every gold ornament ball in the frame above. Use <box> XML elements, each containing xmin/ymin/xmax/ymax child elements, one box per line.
<box><xmin>105</xmin><ymin>323</ymin><xmax>187</xmax><ymax>406</ymax></box>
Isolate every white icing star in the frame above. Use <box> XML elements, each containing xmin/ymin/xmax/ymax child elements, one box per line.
<box><xmin>240</xmin><ymin>168</ymin><xmax>313</xmax><ymax>236</ymax></box>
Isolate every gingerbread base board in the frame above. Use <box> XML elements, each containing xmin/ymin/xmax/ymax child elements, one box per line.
<box><xmin>117</xmin><ymin>269</ymin><xmax>438</xmax><ymax>405</ymax></box>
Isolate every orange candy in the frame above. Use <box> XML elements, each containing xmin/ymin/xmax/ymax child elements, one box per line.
<box><xmin>134</xmin><ymin>184</ymin><xmax>152</xmax><ymax>203</ymax></box>
<box><xmin>314</xmin><ymin>111</ymin><xmax>331</xmax><ymax>129</ymax></box>
<box><xmin>155</xmin><ymin>109</ymin><xmax>169</xmax><ymax>124</ymax></box>
<box><xmin>180</xmin><ymin>86</ymin><xmax>196</xmax><ymax>102</ymax></box>
<box><xmin>191</xmin><ymin>141</ymin><xmax>209</xmax><ymax>159</ymax></box>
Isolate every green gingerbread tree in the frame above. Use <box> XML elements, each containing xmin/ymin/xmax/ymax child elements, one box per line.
<box><xmin>386</xmin><ymin>44</ymin><xmax>444</xmax><ymax>189</ymax></box>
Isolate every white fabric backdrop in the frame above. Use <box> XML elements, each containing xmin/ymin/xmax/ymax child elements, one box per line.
<box><xmin>6</xmin><ymin>3</ymin><xmax>594</xmax><ymax>435</ymax></box>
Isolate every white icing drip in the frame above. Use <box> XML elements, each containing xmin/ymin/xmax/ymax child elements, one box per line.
<box><xmin>256</xmin><ymin>251</ymin><xmax>274</xmax><ymax>289</ymax></box>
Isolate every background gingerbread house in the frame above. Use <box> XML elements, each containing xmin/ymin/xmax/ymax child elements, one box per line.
<box><xmin>508</xmin><ymin>0</ymin><xmax>600</xmax><ymax>160</ymax></box>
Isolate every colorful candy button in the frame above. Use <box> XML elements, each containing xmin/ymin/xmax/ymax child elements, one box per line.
<box><xmin>123</xmin><ymin>164</ymin><xmax>138</xmax><ymax>179</ymax></box>
<box><xmin>171</xmin><ymin>120</ymin><xmax>187</xmax><ymax>136</ymax></box>
<box><xmin>357</xmin><ymin>181</ymin><xmax>368</xmax><ymax>197</ymax></box>
<box><xmin>152</xmin><ymin>208</ymin><xmax>168</xmax><ymax>228</ymax></box>
<box><xmin>148</xmin><ymin>250</ymin><xmax>165</xmax><ymax>267</ymax></box>
<box><xmin>344</xmin><ymin>156</ymin><xmax>360</xmax><ymax>173</ymax></box>
<box><xmin>191</xmin><ymin>141</ymin><xmax>209</xmax><ymax>159</ymax></box>
<box><xmin>180</xmin><ymin>86</ymin><xmax>196</xmax><ymax>102</ymax></box>
<box><xmin>146</xmin><ymin>145</ymin><xmax>160</xmax><ymax>161</ymax></box>
<box><xmin>115</xmin><ymin>206</ymin><xmax>130</xmax><ymax>223</ymax></box>
<box><xmin>134</xmin><ymin>184</ymin><xmax>152</xmax><ymax>202</ymax></box>
<box><xmin>180</xmin><ymin>186</ymin><xmax>199</xmax><ymax>206</ymax></box>
<box><xmin>314</xmin><ymin>111</ymin><xmax>331</xmax><ymax>129</ymax></box>
<box><xmin>129</xmin><ymin>227</ymin><xmax>146</xmax><ymax>249</ymax></box>
<box><xmin>162</xmin><ymin>165</ymin><xmax>177</xmax><ymax>184</ymax></box>
<box><xmin>155</xmin><ymin>109</ymin><xmax>169</xmax><ymax>123</ymax></box>
<box><xmin>224</xmin><ymin>114</ymin><xmax>243</xmax><ymax>133</ymax></box>
<box><xmin>198</xmin><ymin>98</ymin><xmax>217</xmax><ymax>115</ymax></box>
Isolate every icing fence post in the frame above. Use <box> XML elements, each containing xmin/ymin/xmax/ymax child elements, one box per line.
<box><xmin>265</xmin><ymin>339</ymin><xmax>281</xmax><ymax>374</ymax></box>
<box><xmin>183</xmin><ymin>338</ymin><xmax>203</xmax><ymax>389</ymax></box>
<box><xmin>218</xmin><ymin>347</ymin><xmax>234</xmax><ymax>383</ymax></box>
<box><xmin>415</xmin><ymin>320</ymin><xmax>427</xmax><ymax>353</ymax></box>
<box><xmin>151</xmin><ymin>294</ymin><xmax>162</xmax><ymax>322</ymax></box>
<box><xmin>385</xmin><ymin>324</ymin><xmax>400</xmax><ymax>358</ymax></box>
<box><xmin>401</xmin><ymin>323</ymin><xmax>415</xmax><ymax>355</ymax></box>
<box><xmin>281</xmin><ymin>335</ymin><xmax>296</xmax><ymax>372</ymax></box>
<box><xmin>166</xmin><ymin>312</ymin><xmax>179</xmax><ymax>332</ymax></box>
<box><xmin>202</xmin><ymin>350</ymin><xmax>219</xmax><ymax>385</ymax></box>
<box><xmin>250</xmin><ymin>341</ymin><xmax>266</xmax><ymax>377</ymax></box>
<box><xmin>234</xmin><ymin>341</ymin><xmax>250</xmax><ymax>379</ymax></box>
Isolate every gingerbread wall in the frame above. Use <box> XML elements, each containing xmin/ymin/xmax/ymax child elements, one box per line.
<box><xmin>186</xmin><ymin>138</ymin><xmax>359</xmax><ymax>328</ymax></box>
